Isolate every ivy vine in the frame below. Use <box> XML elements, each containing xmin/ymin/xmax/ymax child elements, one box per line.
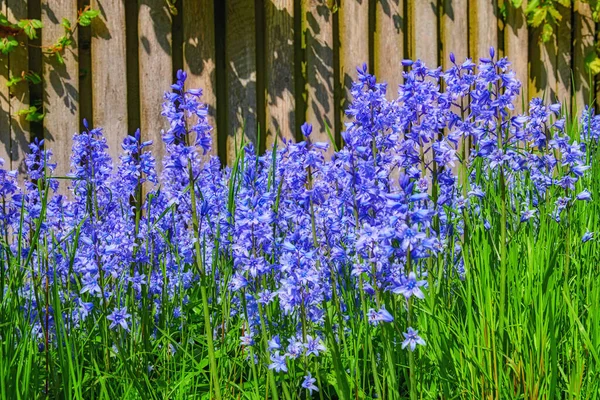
<box><xmin>0</xmin><ymin>6</ymin><xmax>99</xmax><ymax>122</ymax></box>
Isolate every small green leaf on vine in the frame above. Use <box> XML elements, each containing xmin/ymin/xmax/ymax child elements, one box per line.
<box><xmin>16</xmin><ymin>106</ymin><xmax>44</xmax><ymax>122</ymax></box>
<box><xmin>585</xmin><ymin>51</ymin><xmax>600</xmax><ymax>75</ymax></box>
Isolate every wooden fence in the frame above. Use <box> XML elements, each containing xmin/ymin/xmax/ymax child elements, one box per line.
<box><xmin>0</xmin><ymin>0</ymin><xmax>597</xmax><ymax>177</ymax></box>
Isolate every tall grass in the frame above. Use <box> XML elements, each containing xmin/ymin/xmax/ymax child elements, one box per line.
<box><xmin>1</xmin><ymin>55</ymin><xmax>599</xmax><ymax>400</ymax></box>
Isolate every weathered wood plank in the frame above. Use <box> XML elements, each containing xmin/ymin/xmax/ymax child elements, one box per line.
<box><xmin>556</xmin><ymin>3</ymin><xmax>572</xmax><ymax>107</ymax></box>
<box><xmin>183</xmin><ymin>0</ymin><xmax>217</xmax><ymax>156</ymax></box>
<box><xmin>91</xmin><ymin>0</ymin><xmax>128</xmax><ymax>162</ymax></box>
<box><xmin>42</xmin><ymin>0</ymin><xmax>79</xmax><ymax>180</ymax></box>
<box><xmin>265</xmin><ymin>0</ymin><xmax>295</xmax><ymax>149</ymax></box>
<box><xmin>226</xmin><ymin>0</ymin><xmax>257</xmax><ymax>165</ymax></box>
<box><xmin>339</xmin><ymin>0</ymin><xmax>369</xmax><ymax>123</ymax></box>
<box><xmin>409</xmin><ymin>0</ymin><xmax>438</xmax><ymax>67</ymax></box>
<box><xmin>572</xmin><ymin>1</ymin><xmax>594</xmax><ymax>114</ymax></box>
<box><xmin>304</xmin><ymin>0</ymin><xmax>334</xmax><ymax>154</ymax></box>
<box><xmin>138</xmin><ymin>0</ymin><xmax>172</xmax><ymax>172</ymax></box>
<box><xmin>441</xmin><ymin>0</ymin><xmax>468</xmax><ymax>68</ymax></box>
<box><xmin>7</xmin><ymin>0</ymin><xmax>29</xmax><ymax>174</ymax></box>
<box><xmin>505</xmin><ymin>0</ymin><xmax>528</xmax><ymax>112</ymax></box>
<box><xmin>374</xmin><ymin>0</ymin><xmax>403</xmax><ymax>98</ymax></box>
<box><xmin>0</xmin><ymin>0</ymin><xmax>10</xmax><ymax>168</ymax></box>
<box><xmin>470</xmin><ymin>0</ymin><xmax>497</xmax><ymax>61</ymax></box>
<box><xmin>529</xmin><ymin>15</ymin><xmax>558</xmax><ymax>103</ymax></box>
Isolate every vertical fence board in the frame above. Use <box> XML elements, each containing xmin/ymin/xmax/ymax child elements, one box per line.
<box><xmin>304</xmin><ymin>0</ymin><xmax>334</xmax><ymax>154</ymax></box>
<box><xmin>265</xmin><ymin>0</ymin><xmax>295</xmax><ymax>148</ymax></box>
<box><xmin>441</xmin><ymin>0</ymin><xmax>469</xmax><ymax>68</ymax></box>
<box><xmin>505</xmin><ymin>1</ymin><xmax>528</xmax><ymax>112</ymax></box>
<box><xmin>339</xmin><ymin>0</ymin><xmax>369</xmax><ymax>124</ymax></box>
<box><xmin>573</xmin><ymin>1</ymin><xmax>594</xmax><ymax>114</ymax></box>
<box><xmin>556</xmin><ymin>4</ymin><xmax>572</xmax><ymax>106</ymax></box>
<box><xmin>529</xmin><ymin>28</ymin><xmax>558</xmax><ymax>102</ymax></box>
<box><xmin>183</xmin><ymin>0</ymin><xmax>217</xmax><ymax>156</ymax></box>
<box><xmin>42</xmin><ymin>0</ymin><xmax>79</xmax><ymax>180</ymax></box>
<box><xmin>138</xmin><ymin>0</ymin><xmax>172</xmax><ymax>172</ymax></box>
<box><xmin>0</xmin><ymin>0</ymin><xmax>10</xmax><ymax>167</ymax></box>
<box><xmin>374</xmin><ymin>0</ymin><xmax>403</xmax><ymax>98</ymax></box>
<box><xmin>91</xmin><ymin>0</ymin><xmax>128</xmax><ymax>162</ymax></box>
<box><xmin>7</xmin><ymin>0</ymin><xmax>29</xmax><ymax>174</ymax></box>
<box><xmin>226</xmin><ymin>0</ymin><xmax>257</xmax><ymax>165</ymax></box>
<box><xmin>470</xmin><ymin>0</ymin><xmax>497</xmax><ymax>61</ymax></box>
<box><xmin>409</xmin><ymin>0</ymin><xmax>438</xmax><ymax>67</ymax></box>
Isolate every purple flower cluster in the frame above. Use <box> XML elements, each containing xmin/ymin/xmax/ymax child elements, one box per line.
<box><xmin>1</xmin><ymin>48</ymin><xmax>597</xmax><ymax>395</ymax></box>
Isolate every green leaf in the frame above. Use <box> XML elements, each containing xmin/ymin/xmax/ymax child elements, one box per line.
<box><xmin>16</xmin><ymin>106</ymin><xmax>44</xmax><ymax>122</ymax></box>
<box><xmin>531</xmin><ymin>8</ymin><xmax>547</xmax><ymax>27</ymax></box>
<box><xmin>0</xmin><ymin>12</ymin><xmax>10</xmax><ymax>26</ymax></box>
<box><xmin>511</xmin><ymin>0</ymin><xmax>523</xmax><ymax>7</ymax></box>
<box><xmin>547</xmin><ymin>6</ymin><xmax>562</xmax><ymax>22</ymax></box>
<box><xmin>6</xmin><ymin>76</ymin><xmax>23</xmax><ymax>87</ymax></box>
<box><xmin>79</xmin><ymin>9</ymin><xmax>100</xmax><ymax>27</ymax></box>
<box><xmin>541</xmin><ymin>23</ymin><xmax>553</xmax><ymax>42</ymax></box>
<box><xmin>0</xmin><ymin>36</ymin><xmax>19</xmax><ymax>55</ymax></box>
<box><xmin>61</xmin><ymin>18</ymin><xmax>71</xmax><ymax>30</ymax></box>
<box><xmin>24</xmin><ymin>72</ymin><xmax>42</xmax><ymax>85</ymax></box>
<box><xmin>585</xmin><ymin>51</ymin><xmax>600</xmax><ymax>75</ymax></box>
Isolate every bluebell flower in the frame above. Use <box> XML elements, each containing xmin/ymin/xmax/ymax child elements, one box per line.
<box><xmin>268</xmin><ymin>351</ymin><xmax>288</xmax><ymax>373</ymax></box>
<box><xmin>582</xmin><ymin>231</ymin><xmax>594</xmax><ymax>243</ymax></box>
<box><xmin>107</xmin><ymin>307</ymin><xmax>131</xmax><ymax>331</ymax></box>
<box><xmin>302</xmin><ymin>372</ymin><xmax>319</xmax><ymax>394</ymax></box>
<box><xmin>402</xmin><ymin>327</ymin><xmax>426</xmax><ymax>351</ymax></box>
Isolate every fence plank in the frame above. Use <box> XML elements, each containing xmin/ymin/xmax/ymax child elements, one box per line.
<box><xmin>265</xmin><ymin>0</ymin><xmax>295</xmax><ymax>148</ymax></box>
<box><xmin>7</xmin><ymin>0</ymin><xmax>29</xmax><ymax>174</ymax></box>
<box><xmin>374</xmin><ymin>0</ymin><xmax>403</xmax><ymax>98</ymax></box>
<box><xmin>42</xmin><ymin>0</ymin><xmax>79</xmax><ymax>181</ymax></box>
<box><xmin>339</xmin><ymin>0</ymin><xmax>369</xmax><ymax>124</ymax></box>
<box><xmin>529</xmin><ymin>27</ymin><xmax>558</xmax><ymax>103</ymax></box>
<box><xmin>0</xmin><ymin>0</ymin><xmax>10</xmax><ymax>167</ymax></box>
<box><xmin>410</xmin><ymin>0</ymin><xmax>438</xmax><ymax>67</ymax></box>
<box><xmin>556</xmin><ymin>4</ymin><xmax>572</xmax><ymax>107</ymax></box>
<box><xmin>304</xmin><ymin>0</ymin><xmax>334</xmax><ymax>155</ymax></box>
<box><xmin>91</xmin><ymin>0</ymin><xmax>128</xmax><ymax>163</ymax></box>
<box><xmin>226</xmin><ymin>0</ymin><xmax>257</xmax><ymax>165</ymax></box>
<box><xmin>138</xmin><ymin>0</ymin><xmax>172</xmax><ymax>172</ymax></box>
<box><xmin>470</xmin><ymin>0</ymin><xmax>497</xmax><ymax>61</ymax></box>
<box><xmin>505</xmin><ymin>0</ymin><xmax>528</xmax><ymax>112</ymax></box>
<box><xmin>441</xmin><ymin>0</ymin><xmax>468</xmax><ymax>68</ymax></box>
<box><xmin>183</xmin><ymin>0</ymin><xmax>217</xmax><ymax>156</ymax></box>
<box><xmin>573</xmin><ymin>1</ymin><xmax>594</xmax><ymax>114</ymax></box>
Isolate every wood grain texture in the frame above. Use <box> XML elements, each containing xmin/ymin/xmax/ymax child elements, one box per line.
<box><xmin>183</xmin><ymin>0</ymin><xmax>217</xmax><ymax>156</ymax></box>
<box><xmin>573</xmin><ymin>1</ymin><xmax>594</xmax><ymax>113</ymax></box>
<box><xmin>441</xmin><ymin>0</ymin><xmax>468</xmax><ymax>68</ymax></box>
<box><xmin>409</xmin><ymin>0</ymin><xmax>438</xmax><ymax>67</ymax></box>
<box><xmin>505</xmin><ymin>0</ymin><xmax>528</xmax><ymax>112</ymax></box>
<box><xmin>7</xmin><ymin>0</ymin><xmax>29</xmax><ymax>174</ymax></box>
<box><xmin>138</xmin><ymin>0</ymin><xmax>172</xmax><ymax>173</ymax></box>
<box><xmin>304</xmin><ymin>0</ymin><xmax>334</xmax><ymax>155</ymax></box>
<box><xmin>226</xmin><ymin>0</ymin><xmax>257</xmax><ymax>165</ymax></box>
<box><xmin>265</xmin><ymin>0</ymin><xmax>295</xmax><ymax>148</ymax></box>
<box><xmin>339</xmin><ymin>0</ymin><xmax>369</xmax><ymax>123</ymax></box>
<box><xmin>42</xmin><ymin>0</ymin><xmax>79</xmax><ymax>180</ymax></box>
<box><xmin>529</xmin><ymin>19</ymin><xmax>558</xmax><ymax>102</ymax></box>
<box><xmin>91</xmin><ymin>0</ymin><xmax>128</xmax><ymax>163</ymax></box>
<box><xmin>374</xmin><ymin>0</ymin><xmax>403</xmax><ymax>98</ymax></box>
<box><xmin>556</xmin><ymin>3</ymin><xmax>572</xmax><ymax>106</ymax></box>
<box><xmin>0</xmin><ymin>0</ymin><xmax>10</xmax><ymax>167</ymax></box>
<box><xmin>470</xmin><ymin>0</ymin><xmax>497</xmax><ymax>61</ymax></box>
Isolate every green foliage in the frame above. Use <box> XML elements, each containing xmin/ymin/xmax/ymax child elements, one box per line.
<box><xmin>16</xmin><ymin>105</ymin><xmax>44</xmax><ymax>122</ymax></box>
<box><xmin>0</xmin><ymin>36</ymin><xmax>19</xmax><ymax>55</ymax></box>
<box><xmin>512</xmin><ymin>0</ymin><xmax>600</xmax><ymax>74</ymax></box>
<box><xmin>0</xmin><ymin>6</ymin><xmax>99</xmax><ymax>123</ymax></box>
